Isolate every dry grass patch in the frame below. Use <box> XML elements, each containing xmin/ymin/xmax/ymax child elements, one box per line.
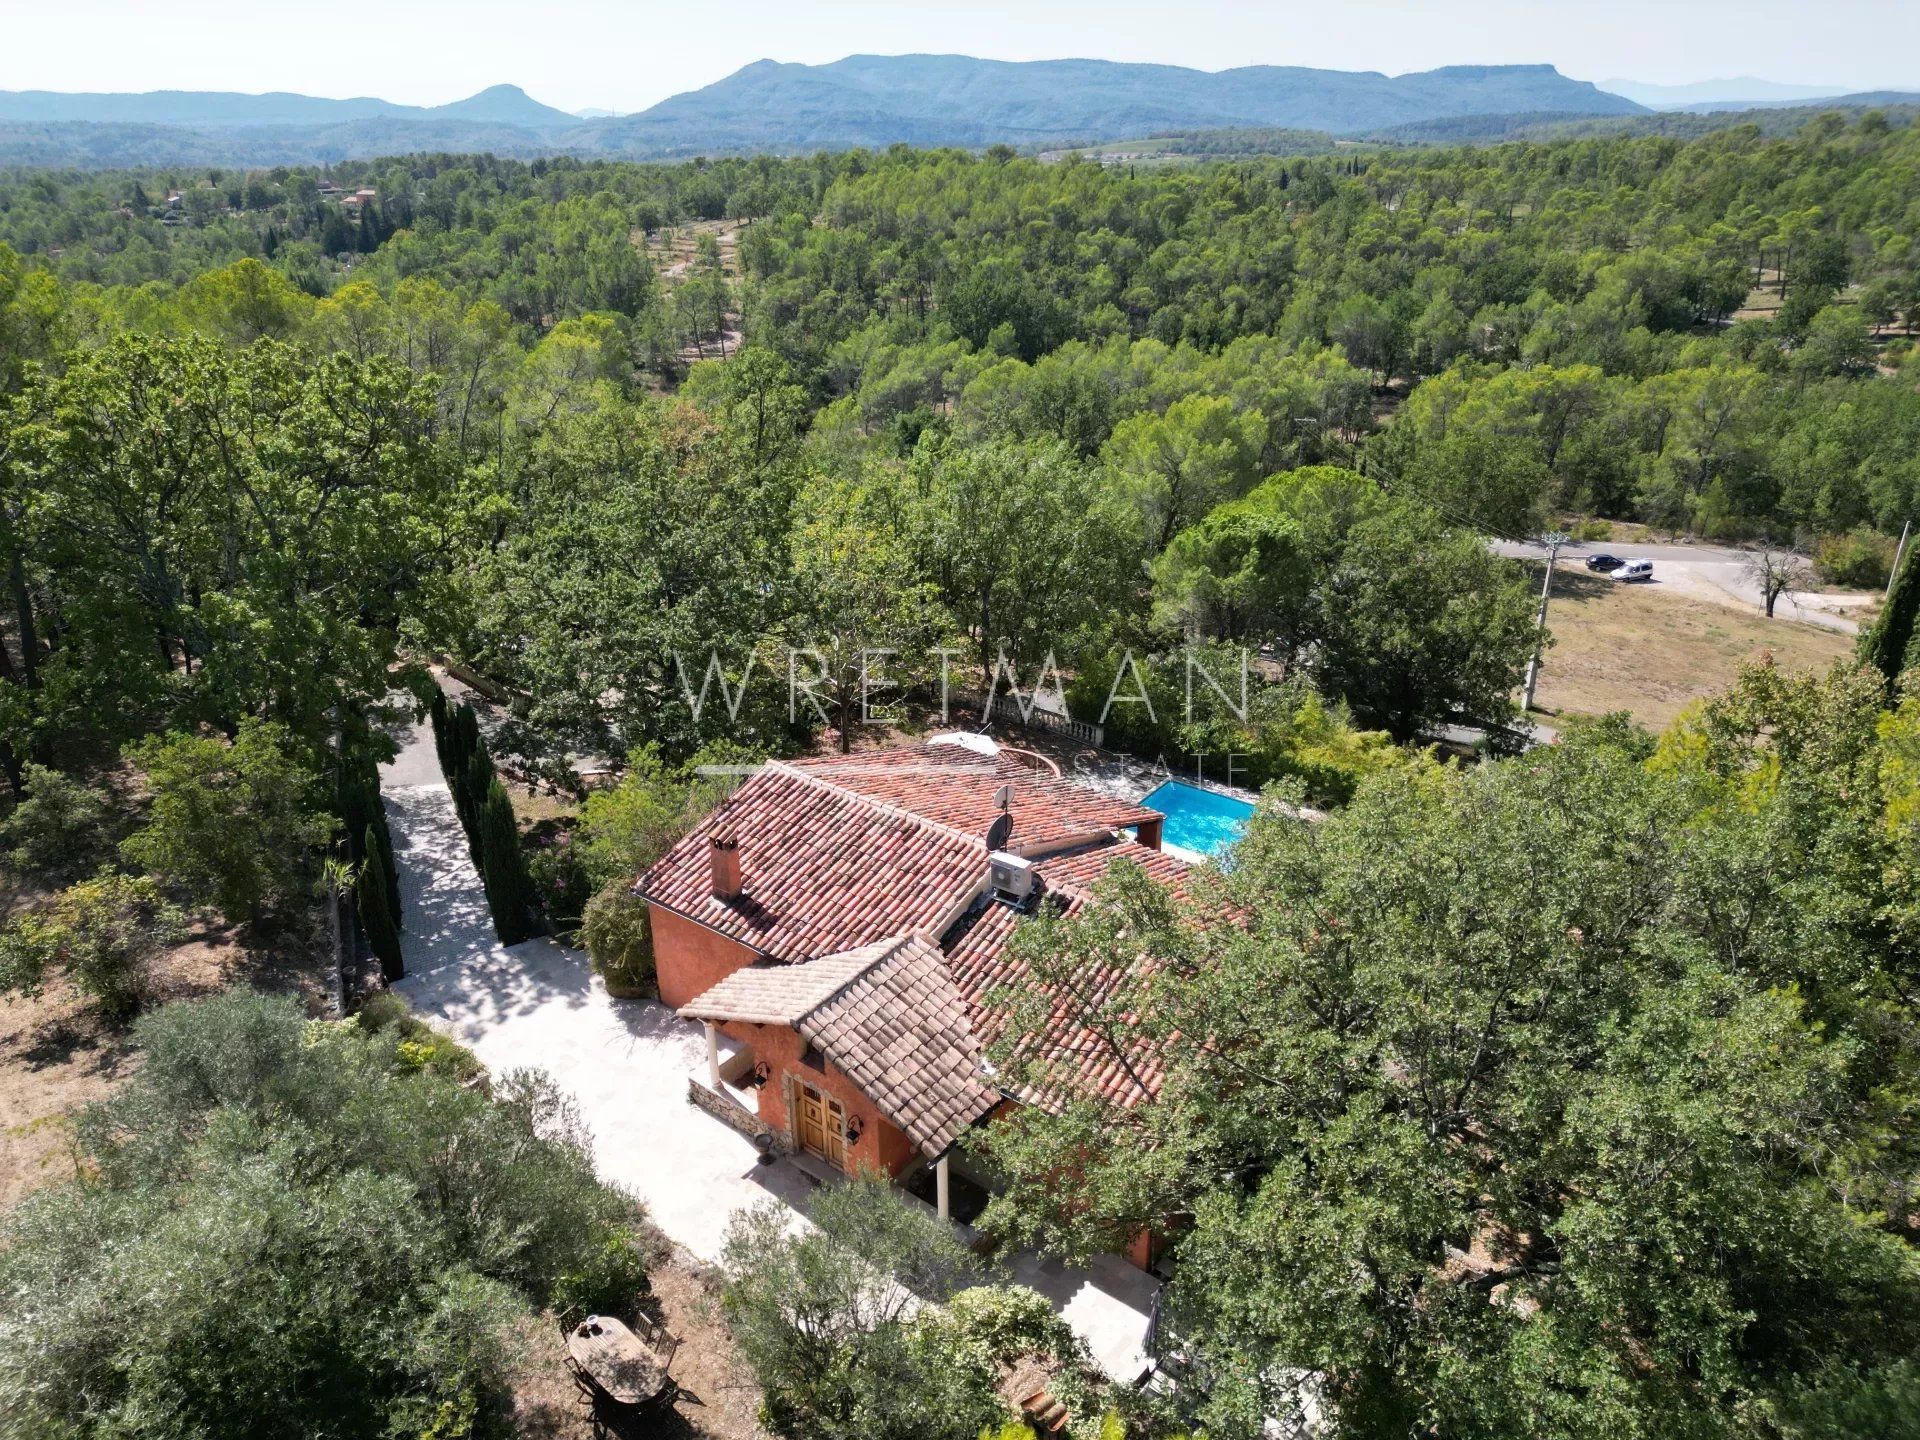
<box><xmin>0</xmin><ymin>980</ymin><xmax>132</xmax><ymax>1210</ymax></box>
<box><xmin>0</xmin><ymin>907</ymin><xmax>334</xmax><ymax>1213</ymax></box>
<box><xmin>1532</xmin><ymin>571</ymin><xmax>1855</xmax><ymax>732</ymax></box>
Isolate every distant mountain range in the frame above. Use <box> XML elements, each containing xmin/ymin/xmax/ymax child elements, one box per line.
<box><xmin>3</xmin><ymin>60</ymin><xmax>1911</xmax><ymax>172</ymax></box>
<box><xmin>0</xmin><ymin>58</ymin><xmax>1644</xmax><ymax>167</ymax></box>
<box><xmin>581</xmin><ymin>56</ymin><xmax>1643</xmax><ymax>155</ymax></box>
<box><xmin>0</xmin><ymin>83</ymin><xmax>577</xmax><ymax>131</ymax></box>
<box><xmin>1597</xmin><ymin>77</ymin><xmax>1853</xmax><ymax>110</ymax></box>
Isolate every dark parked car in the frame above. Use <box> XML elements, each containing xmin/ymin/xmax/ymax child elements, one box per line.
<box><xmin>1584</xmin><ymin>553</ymin><xmax>1625</xmax><ymax>572</ymax></box>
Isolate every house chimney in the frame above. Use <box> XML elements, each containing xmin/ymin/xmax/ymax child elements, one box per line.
<box><xmin>709</xmin><ymin>834</ymin><xmax>742</xmax><ymax>899</ymax></box>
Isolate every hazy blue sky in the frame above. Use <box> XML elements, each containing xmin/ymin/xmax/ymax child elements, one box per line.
<box><xmin>2</xmin><ymin>0</ymin><xmax>1915</xmax><ymax>112</ymax></box>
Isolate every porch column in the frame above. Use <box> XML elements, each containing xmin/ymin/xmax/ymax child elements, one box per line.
<box><xmin>936</xmin><ymin>1155</ymin><xmax>951</xmax><ymax>1220</ymax></box>
<box><xmin>704</xmin><ymin>1020</ymin><xmax>721</xmax><ymax>1090</ymax></box>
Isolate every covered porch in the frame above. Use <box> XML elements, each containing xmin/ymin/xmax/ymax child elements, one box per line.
<box><xmin>681</xmin><ymin>932</ymin><xmax>1003</xmax><ymax>1222</ymax></box>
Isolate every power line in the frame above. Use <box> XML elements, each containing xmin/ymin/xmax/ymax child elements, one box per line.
<box><xmin>1369</xmin><ymin>469</ymin><xmax>1533</xmax><ymax>546</ymax></box>
<box><xmin>1521</xmin><ymin>531</ymin><xmax>1571</xmax><ymax>714</ymax></box>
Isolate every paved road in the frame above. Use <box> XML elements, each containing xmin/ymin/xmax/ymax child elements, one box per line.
<box><xmin>1494</xmin><ymin>539</ymin><xmax>1865</xmax><ymax>635</ymax></box>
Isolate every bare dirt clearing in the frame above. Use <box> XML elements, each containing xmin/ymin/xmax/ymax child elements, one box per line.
<box><xmin>0</xmin><ymin>980</ymin><xmax>132</xmax><ymax>1210</ymax></box>
<box><xmin>511</xmin><ymin>1259</ymin><xmax>770</xmax><ymax>1440</ymax></box>
<box><xmin>1532</xmin><ymin>570</ymin><xmax>1855</xmax><ymax>731</ymax></box>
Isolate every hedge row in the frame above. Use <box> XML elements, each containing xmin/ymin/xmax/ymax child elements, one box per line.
<box><xmin>430</xmin><ymin>690</ymin><xmax>537</xmax><ymax>945</ymax></box>
<box><xmin>339</xmin><ymin>737</ymin><xmax>404</xmax><ymax>982</ymax></box>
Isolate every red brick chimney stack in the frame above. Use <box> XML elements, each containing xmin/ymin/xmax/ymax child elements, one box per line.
<box><xmin>710</xmin><ymin>834</ymin><xmax>742</xmax><ymax>899</ymax></box>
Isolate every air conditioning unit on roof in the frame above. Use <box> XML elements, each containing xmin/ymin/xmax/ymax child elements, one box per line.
<box><xmin>988</xmin><ymin>851</ymin><xmax>1038</xmax><ymax>904</ymax></box>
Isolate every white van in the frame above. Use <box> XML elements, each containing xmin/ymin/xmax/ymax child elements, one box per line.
<box><xmin>1610</xmin><ymin>559</ymin><xmax>1654</xmax><ymax>583</ymax></box>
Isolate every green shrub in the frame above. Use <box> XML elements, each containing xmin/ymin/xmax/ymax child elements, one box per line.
<box><xmin>722</xmin><ymin>1174</ymin><xmax>999</xmax><ymax>1440</ymax></box>
<box><xmin>0</xmin><ymin>991</ymin><xmax>652</xmax><ymax>1439</ymax></box>
<box><xmin>581</xmin><ymin>882</ymin><xmax>654</xmax><ymax>996</ymax></box>
<box><xmin>553</xmin><ymin>1229</ymin><xmax>666</xmax><ymax>1318</ymax></box>
<box><xmin>120</xmin><ymin>720</ymin><xmax>333</xmax><ymax>925</ymax></box>
<box><xmin>1572</xmin><ymin>517</ymin><xmax>1615</xmax><ymax>542</ymax></box>
<box><xmin>527</xmin><ymin>830</ymin><xmax>592</xmax><ymax>936</ymax></box>
<box><xmin>576</xmin><ymin>742</ymin><xmax>751</xmax><ymax>889</ymax></box>
<box><xmin>0</xmin><ymin>763</ymin><xmax>115</xmax><ymax>883</ymax></box>
<box><xmin>938</xmin><ymin>1284</ymin><xmax>1081</xmax><ymax>1371</ymax></box>
<box><xmin>355</xmin><ymin>988</ymin><xmax>411</xmax><ymax>1034</ymax></box>
<box><xmin>1816</xmin><ymin>527</ymin><xmax>1896</xmax><ymax>589</ymax></box>
<box><xmin>0</xmin><ymin>872</ymin><xmax>187</xmax><ymax>1020</ymax></box>
<box><xmin>355</xmin><ymin>990</ymin><xmax>481</xmax><ymax>1082</ymax></box>
<box><xmin>400</xmin><ymin>1028</ymin><xmax>484</xmax><ymax>1085</ymax></box>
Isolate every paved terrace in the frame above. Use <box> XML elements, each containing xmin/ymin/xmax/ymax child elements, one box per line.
<box><xmin>380</xmin><ymin>712</ymin><xmax>1159</xmax><ymax>1381</ymax></box>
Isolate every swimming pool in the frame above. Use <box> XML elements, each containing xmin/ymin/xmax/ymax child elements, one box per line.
<box><xmin>1140</xmin><ymin>780</ymin><xmax>1256</xmax><ymax>859</ymax></box>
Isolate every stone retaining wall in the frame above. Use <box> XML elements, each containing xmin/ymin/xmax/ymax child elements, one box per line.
<box><xmin>686</xmin><ymin>1075</ymin><xmax>791</xmax><ymax>1152</ymax></box>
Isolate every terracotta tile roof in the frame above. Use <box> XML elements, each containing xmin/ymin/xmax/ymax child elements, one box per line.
<box><xmin>784</xmin><ymin>746</ymin><xmax>1162</xmax><ymax>853</ymax></box>
<box><xmin>682</xmin><ymin>934</ymin><xmax>1001</xmax><ymax>1157</ymax></box>
<box><xmin>944</xmin><ymin>838</ymin><xmax>1193</xmax><ymax>1113</ymax></box>
<box><xmin>1031</xmin><ymin>836</ymin><xmax>1197</xmax><ymax>900</ymax></box>
<box><xmin>678</xmin><ymin>939</ymin><xmax>897</xmax><ymax>1026</ymax></box>
<box><xmin>640</xmin><ymin>744</ymin><xmax>1192</xmax><ymax>1128</ymax></box>
<box><xmin>639</xmin><ymin>764</ymin><xmax>985</xmax><ymax>965</ymax></box>
<box><xmin>800</xmin><ymin>935</ymin><xmax>1002</xmax><ymax>1157</ymax></box>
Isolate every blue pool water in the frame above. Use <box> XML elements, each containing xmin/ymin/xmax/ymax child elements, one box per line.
<box><xmin>1140</xmin><ymin>780</ymin><xmax>1256</xmax><ymax>858</ymax></box>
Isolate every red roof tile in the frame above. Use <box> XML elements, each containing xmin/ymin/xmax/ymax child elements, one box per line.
<box><xmin>785</xmin><ymin>745</ymin><xmax>1161</xmax><ymax>853</ymax></box>
<box><xmin>944</xmin><ymin>838</ymin><xmax>1192</xmax><ymax>1113</ymax></box>
<box><xmin>640</xmin><ymin>744</ymin><xmax>1193</xmax><ymax>1121</ymax></box>
<box><xmin>681</xmin><ymin>934</ymin><xmax>1002</xmax><ymax>1157</ymax></box>
<box><xmin>639</xmin><ymin>764</ymin><xmax>984</xmax><ymax>965</ymax></box>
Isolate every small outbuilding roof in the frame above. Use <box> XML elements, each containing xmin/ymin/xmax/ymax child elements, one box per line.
<box><xmin>683</xmin><ymin>933</ymin><xmax>1002</xmax><ymax>1157</ymax></box>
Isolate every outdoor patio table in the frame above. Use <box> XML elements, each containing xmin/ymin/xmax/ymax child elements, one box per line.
<box><xmin>566</xmin><ymin>1315</ymin><xmax>668</xmax><ymax>1406</ymax></box>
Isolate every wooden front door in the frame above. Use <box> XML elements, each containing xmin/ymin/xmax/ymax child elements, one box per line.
<box><xmin>794</xmin><ymin>1081</ymin><xmax>848</xmax><ymax>1170</ymax></box>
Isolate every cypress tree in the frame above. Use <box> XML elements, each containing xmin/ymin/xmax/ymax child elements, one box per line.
<box><xmin>1861</xmin><ymin>536</ymin><xmax>1920</xmax><ymax>695</ymax></box>
<box><xmin>376</xmin><ymin>805</ymin><xmax>401</xmax><ymax>929</ymax></box>
<box><xmin>429</xmin><ymin>689</ymin><xmax>452</xmax><ymax>778</ymax></box>
<box><xmin>452</xmin><ymin>703</ymin><xmax>480</xmax><ymax>777</ymax></box>
<box><xmin>478</xmin><ymin>779</ymin><xmax>534</xmax><ymax>945</ymax></box>
<box><xmin>359</xmin><ymin>830</ymin><xmax>404</xmax><ymax>982</ymax></box>
<box><xmin>339</xmin><ymin>776</ymin><xmax>371</xmax><ymax>865</ymax></box>
<box><xmin>459</xmin><ymin>746</ymin><xmax>496</xmax><ymax>860</ymax></box>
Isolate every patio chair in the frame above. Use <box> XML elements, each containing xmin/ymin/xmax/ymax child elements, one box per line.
<box><xmin>565</xmin><ymin>1354</ymin><xmax>599</xmax><ymax>1408</ymax></box>
<box><xmin>627</xmin><ymin>1312</ymin><xmax>683</xmax><ymax>1409</ymax></box>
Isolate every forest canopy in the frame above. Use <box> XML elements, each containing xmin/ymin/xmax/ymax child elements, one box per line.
<box><xmin>1</xmin><ymin>105</ymin><xmax>1919</xmax><ymax>1440</ymax></box>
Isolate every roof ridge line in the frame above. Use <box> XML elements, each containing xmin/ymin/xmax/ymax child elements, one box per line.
<box><xmin>764</xmin><ymin>758</ymin><xmax>985</xmax><ymax>851</ymax></box>
<box><xmin>797</xmin><ymin>933</ymin><xmax>925</xmax><ymax>1022</ymax></box>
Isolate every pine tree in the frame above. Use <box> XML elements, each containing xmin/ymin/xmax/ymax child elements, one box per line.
<box><xmin>1861</xmin><ymin>535</ymin><xmax>1920</xmax><ymax>695</ymax></box>
<box><xmin>478</xmin><ymin>779</ymin><xmax>534</xmax><ymax>945</ymax></box>
<box><xmin>359</xmin><ymin>829</ymin><xmax>404</xmax><ymax>982</ymax></box>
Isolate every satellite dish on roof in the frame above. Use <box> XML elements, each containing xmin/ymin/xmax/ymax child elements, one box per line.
<box><xmin>986</xmin><ymin>812</ymin><xmax>1013</xmax><ymax>852</ymax></box>
<box><xmin>993</xmin><ymin>784</ymin><xmax>1011</xmax><ymax>811</ymax></box>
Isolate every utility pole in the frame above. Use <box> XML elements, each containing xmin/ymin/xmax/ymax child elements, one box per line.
<box><xmin>1889</xmin><ymin>519</ymin><xmax>1912</xmax><ymax>602</ymax></box>
<box><xmin>1521</xmin><ymin>531</ymin><xmax>1569</xmax><ymax>714</ymax></box>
